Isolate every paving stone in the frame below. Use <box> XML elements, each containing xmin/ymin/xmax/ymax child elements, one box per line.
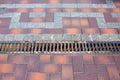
<box><xmin>99</xmin><ymin>34</ymin><xmax>120</xmax><ymax>41</ymax></box>
<box><xmin>0</xmin><ymin>34</ymin><xmax>4</xmax><ymax>41</ymax></box>
<box><xmin>14</xmin><ymin>64</ymin><xmax>27</xmax><ymax>80</ymax></box>
<box><xmin>81</xmin><ymin>34</ymin><xmax>92</xmax><ymax>41</ymax></box>
<box><xmin>10</xmin><ymin>13</ymin><xmax>21</xmax><ymax>23</ymax></box>
<box><xmin>73</xmin><ymin>56</ymin><xmax>84</xmax><ymax>72</ymax></box>
<box><xmin>0</xmin><ymin>13</ymin><xmax>13</xmax><ymax>17</ymax></box>
<box><xmin>62</xmin><ymin>64</ymin><xmax>73</xmax><ymax>80</ymax></box>
<box><xmin>27</xmin><ymin>23</ymin><xmax>45</xmax><ymax>28</ymax></box>
<box><xmin>0</xmin><ymin>0</ymin><xmax>119</xmax><ymax>42</ymax></box>
<box><xmin>45</xmin><ymin>22</ymin><xmax>55</xmax><ymax>28</ymax></box>
<box><xmin>111</xmin><ymin>13</ymin><xmax>120</xmax><ymax>18</ymax></box>
<box><xmin>106</xmin><ymin>64</ymin><xmax>120</xmax><ymax>80</ymax></box>
<box><xmin>41</xmin><ymin>34</ymin><xmax>54</xmax><ymax>40</ymax></box>
<box><xmin>63</xmin><ymin>34</ymin><xmax>72</xmax><ymax>40</ymax></box>
<box><xmin>91</xmin><ymin>34</ymin><xmax>101</xmax><ymax>41</ymax></box>
<box><xmin>0</xmin><ymin>54</ymin><xmax>8</xmax><ymax>63</ymax></box>
<box><xmin>83</xmin><ymin>54</ymin><xmax>94</xmax><ymax>64</ymax></box>
<box><xmin>55</xmin><ymin>12</ymin><xmax>71</xmax><ymax>17</ymax></box>
<box><xmin>50</xmin><ymin>73</ymin><xmax>61</xmax><ymax>80</ymax></box>
<box><xmin>94</xmin><ymin>55</ymin><xmax>115</xmax><ymax>64</ymax></box>
<box><xmin>27</xmin><ymin>72</ymin><xmax>49</xmax><ymax>80</ymax></box>
<box><xmin>71</xmin><ymin>34</ymin><xmax>81</xmax><ymax>41</ymax></box>
<box><xmin>40</xmin><ymin>64</ymin><xmax>61</xmax><ymax>73</ymax></box>
<box><xmin>4</xmin><ymin>35</ymin><xmax>15</xmax><ymax>41</ymax></box>
<box><xmin>71</xmin><ymin>12</ymin><xmax>87</xmax><ymax>17</ymax></box>
<box><xmin>0</xmin><ymin>64</ymin><xmax>15</xmax><ymax>73</ymax></box>
<box><xmin>23</xmin><ymin>34</ymin><xmax>34</xmax><ymax>41</ymax></box>
<box><xmin>52</xmin><ymin>34</ymin><xmax>63</xmax><ymax>41</ymax></box>
<box><xmin>1</xmin><ymin>73</ymin><xmax>14</xmax><ymax>80</ymax></box>
<box><xmin>45</xmin><ymin>4</ymin><xmax>62</xmax><ymax>8</ymax></box>
<box><xmin>14</xmin><ymin>34</ymin><xmax>24</xmax><ymax>41</ymax></box>
<box><xmin>33</xmin><ymin>35</ymin><xmax>42</xmax><ymax>41</ymax></box>
<box><xmin>74</xmin><ymin>73</ymin><xmax>97</xmax><ymax>80</ymax></box>
<box><xmin>29</xmin><ymin>12</ymin><xmax>46</xmax><ymax>18</ymax></box>
<box><xmin>107</xmin><ymin>23</ymin><xmax>120</xmax><ymax>28</ymax></box>
<box><xmin>96</xmin><ymin>17</ymin><xmax>107</xmax><ymax>28</ymax></box>
<box><xmin>10</xmin><ymin>23</ymin><xmax>28</xmax><ymax>28</ymax></box>
<box><xmin>53</xmin><ymin>55</ymin><xmax>72</xmax><ymax>64</ymax></box>
<box><xmin>84</xmin><ymin>64</ymin><xmax>107</xmax><ymax>73</ymax></box>
<box><xmin>62</xmin><ymin>4</ymin><xmax>77</xmax><ymax>8</ymax></box>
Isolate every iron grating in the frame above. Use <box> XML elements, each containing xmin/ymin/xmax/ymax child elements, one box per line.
<box><xmin>0</xmin><ymin>41</ymin><xmax>120</xmax><ymax>54</ymax></box>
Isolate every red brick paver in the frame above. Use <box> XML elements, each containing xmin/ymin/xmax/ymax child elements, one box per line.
<box><xmin>0</xmin><ymin>54</ymin><xmax>119</xmax><ymax>80</ymax></box>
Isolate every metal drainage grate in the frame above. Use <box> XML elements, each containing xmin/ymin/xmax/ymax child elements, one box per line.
<box><xmin>0</xmin><ymin>41</ymin><xmax>120</xmax><ymax>53</ymax></box>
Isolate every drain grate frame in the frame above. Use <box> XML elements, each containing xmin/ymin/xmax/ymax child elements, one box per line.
<box><xmin>0</xmin><ymin>41</ymin><xmax>120</xmax><ymax>54</ymax></box>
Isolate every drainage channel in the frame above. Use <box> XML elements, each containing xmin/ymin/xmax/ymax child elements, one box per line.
<box><xmin>0</xmin><ymin>41</ymin><xmax>120</xmax><ymax>54</ymax></box>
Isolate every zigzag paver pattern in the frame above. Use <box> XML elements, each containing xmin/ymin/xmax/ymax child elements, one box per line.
<box><xmin>0</xmin><ymin>0</ymin><xmax>120</xmax><ymax>37</ymax></box>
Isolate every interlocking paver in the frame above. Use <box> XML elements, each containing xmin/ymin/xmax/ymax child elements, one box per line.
<box><xmin>0</xmin><ymin>54</ymin><xmax>8</xmax><ymax>63</ymax></box>
<box><xmin>73</xmin><ymin>56</ymin><xmax>84</xmax><ymax>72</ymax></box>
<box><xmin>40</xmin><ymin>55</ymin><xmax>51</xmax><ymax>63</ymax></box>
<box><xmin>52</xmin><ymin>55</ymin><xmax>72</xmax><ymax>64</ymax></box>
<box><xmin>106</xmin><ymin>64</ymin><xmax>120</xmax><ymax>80</ymax></box>
<box><xmin>83</xmin><ymin>54</ymin><xmax>94</xmax><ymax>64</ymax></box>
<box><xmin>94</xmin><ymin>55</ymin><xmax>115</xmax><ymax>64</ymax></box>
<box><xmin>97</xmin><ymin>72</ymin><xmax>109</xmax><ymax>80</ymax></box>
<box><xmin>0</xmin><ymin>64</ymin><xmax>15</xmax><ymax>73</ymax></box>
<box><xmin>74</xmin><ymin>73</ymin><xmax>97</xmax><ymax>80</ymax></box>
<box><xmin>1</xmin><ymin>73</ymin><xmax>14</xmax><ymax>80</ymax></box>
<box><xmin>50</xmin><ymin>73</ymin><xmax>61</xmax><ymax>80</ymax></box>
<box><xmin>84</xmin><ymin>64</ymin><xmax>107</xmax><ymax>73</ymax></box>
<box><xmin>14</xmin><ymin>64</ymin><xmax>27</xmax><ymax>80</ymax></box>
<box><xmin>0</xmin><ymin>54</ymin><xmax>120</xmax><ymax>80</ymax></box>
<box><xmin>0</xmin><ymin>0</ymin><xmax>119</xmax><ymax>41</ymax></box>
<box><xmin>27</xmin><ymin>72</ymin><xmax>49</xmax><ymax>80</ymax></box>
<box><xmin>40</xmin><ymin>64</ymin><xmax>61</xmax><ymax>73</ymax></box>
<box><xmin>26</xmin><ymin>55</ymin><xmax>40</xmax><ymax>72</ymax></box>
<box><xmin>62</xmin><ymin>64</ymin><xmax>73</xmax><ymax>80</ymax></box>
<box><xmin>0</xmin><ymin>0</ymin><xmax>120</xmax><ymax>80</ymax></box>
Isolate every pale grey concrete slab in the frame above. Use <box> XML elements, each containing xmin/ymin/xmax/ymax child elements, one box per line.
<box><xmin>63</xmin><ymin>34</ymin><xmax>72</xmax><ymax>40</ymax></box>
<box><xmin>14</xmin><ymin>34</ymin><xmax>24</xmax><ymax>41</ymax></box>
<box><xmin>23</xmin><ymin>34</ymin><xmax>34</xmax><ymax>41</ymax></box>
<box><xmin>0</xmin><ymin>13</ymin><xmax>13</xmax><ymax>17</ymax></box>
<box><xmin>99</xmin><ymin>34</ymin><xmax>120</xmax><ymax>41</ymax></box>
<box><xmin>33</xmin><ymin>35</ymin><xmax>42</xmax><ymax>41</ymax></box>
<box><xmin>0</xmin><ymin>34</ymin><xmax>120</xmax><ymax>41</ymax></box>
<box><xmin>0</xmin><ymin>34</ymin><xmax>4</xmax><ymax>41</ymax></box>
<box><xmin>81</xmin><ymin>34</ymin><xmax>92</xmax><ymax>41</ymax></box>
<box><xmin>62</xmin><ymin>4</ymin><xmax>77</xmax><ymax>8</ymax></box>
<box><xmin>4</xmin><ymin>34</ymin><xmax>15</xmax><ymax>41</ymax></box>
<box><xmin>29</xmin><ymin>12</ymin><xmax>46</xmax><ymax>18</ymax></box>
<box><xmin>107</xmin><ymin>23</ymin><xmax>120</xmax><ymax>28</ymax></box>
<box><xmin>72</xmin><ymin>34</ymin><xmax>81</xmax><ymax>41</ymax></box>
<box><xmin>0</xmin><ymin>2</ymin><xmax>116</xmax><ymax>9</ymax></box>
<box><xmin>10</xmin><ymin>13</ymin><xmax>21</xmax><ymax>23</ymax></box>
<box><xmin>52</xmin><ymin>34</ymin><xmax>63</xmax><ymax>41</ymax></box>
<box><xmin>111</xmin><ymin>13</ymin><xmax>120</xmax><ymax>18</ymax></box>
<box><xmin>91</xmin><ymin>34</ymin><xmax>101</xmax><ymax>41</ymax></box>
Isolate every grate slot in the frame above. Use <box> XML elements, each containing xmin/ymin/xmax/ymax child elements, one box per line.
<box><xmin>78</xmin><ymin>43</ymin><xmax>81</xmax><ymax>52</ymax></box>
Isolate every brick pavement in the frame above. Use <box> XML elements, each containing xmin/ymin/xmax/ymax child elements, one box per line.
<box><xmin>0</xmin><ymin>54</ymin><xmax>120</xmax><ymax>80</ymax></box>
<box><xmin>0</xmin><ymin>0</ymin><xmax>120</xmax><ymax>80</ymax></box>
<box><xmin>0</xmin><ymin>0</ymin><xmax>120</xmax><ymax>41</ymax></box>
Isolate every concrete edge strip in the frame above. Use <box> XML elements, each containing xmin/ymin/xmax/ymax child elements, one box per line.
<box><xmin>0</xmin><ymin>34</ymin><xmax>120</xmax><ymax>41</ymax></box>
